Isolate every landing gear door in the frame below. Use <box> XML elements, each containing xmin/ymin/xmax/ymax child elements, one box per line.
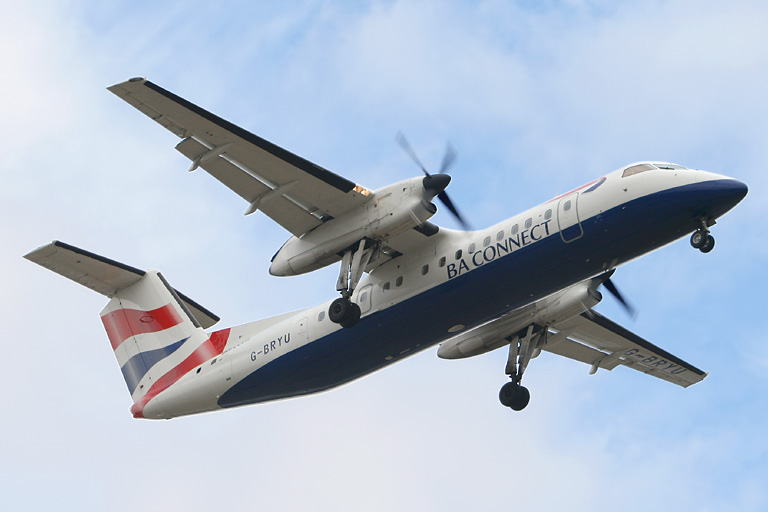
<box><xmin>557</xmin><ymin>192</ymin><xmax>583</xmax><ymax>243</ymax></box>
<box><xmin>357</xmin><ymin>284</ymin><xmax>373</xmax><ymax>315</ymax></box>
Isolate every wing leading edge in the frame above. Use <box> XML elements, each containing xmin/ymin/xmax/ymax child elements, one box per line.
<box><xmin>108</xmin><ymin>78</ymin><xmax>373</xmax><ymax>237</ymax></box>
<box><xmin>545</xmin><ymin>311</ymin><xmax>707</xmax><ymax>387</ymax></box>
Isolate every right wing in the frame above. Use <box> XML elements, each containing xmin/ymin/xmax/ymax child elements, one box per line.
<box><xmin>545</xmin><ymin>311</ymin><xmax>707</xmax><ymax>387</ymax></box>
<box><xmin>108</xmin><ymin>78</ymin><xmax>373</xmax><ymax>237</ymax></box>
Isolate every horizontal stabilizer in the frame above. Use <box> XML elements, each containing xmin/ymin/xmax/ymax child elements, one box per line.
<box><xmin>24</xmin><ymin>241</ymin><xmax>220</xmax><ymax>329</ymax></box>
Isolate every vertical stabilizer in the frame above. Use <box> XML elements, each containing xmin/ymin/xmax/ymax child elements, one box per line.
<box><xmin>25</xmin><ymin>241</ymin><xmax>227</xmax><ymax>418</ymax></box>
<box><xmin>101</xmin><ymin>270</ymin><xmax>213</xmax><ymax>415</ymax></box>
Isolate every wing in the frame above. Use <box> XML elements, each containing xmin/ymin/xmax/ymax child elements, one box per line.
<box><xmin>108</xmin><ymin>78</ymin><xmax>373</xmax><ymax>237</ymax></box>
<box><xmin>545</xmin><ymin>311</ymin><xmax>707</xmax><ymax>387</ymax></box>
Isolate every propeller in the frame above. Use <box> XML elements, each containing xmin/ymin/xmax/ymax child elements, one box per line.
<box><xmin>599</xmin><ymin>270</ymin><xmax>637</xmax><ymax>319</ymax></box>
<box><xmin>396</xmin><ymin>132</ymin><xmax>470</xmax><ymax>231</ymax></box>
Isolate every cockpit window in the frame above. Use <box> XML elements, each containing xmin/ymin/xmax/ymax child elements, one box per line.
<box><xmin>655</xmin><ymin>163</ymin><xmax>688</xmax><ymax>170</ymax></box>
<box><xmin>622</xmin><ymin>163</ymin><xmax>656</xmax><ymax>177</ymax></box>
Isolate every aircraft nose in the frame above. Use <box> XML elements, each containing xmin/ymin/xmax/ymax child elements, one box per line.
<box><xmin>727</xmin><ymin>178</ymin><xmax>748</xmax><ymax>201</ymax></box>
<box><xmin>713</xmin><ymin>178</ymin><xmax>748</xmax><ymax>214</ymax></box>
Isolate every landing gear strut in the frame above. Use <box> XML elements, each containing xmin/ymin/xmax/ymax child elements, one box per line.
<box><xmin>499</xmin><ymin>324</ymin><xmax>547</xmax><ymax>411</ymax></box>
<box><xmin>329</xmin><ymin>239</ymin><xmax>376</xmax><ymax>328</ymax></box>
<box><xmin>690</xmin><ymin>218</ymin><xmax>715</xmax><ymax>254</ymax></box>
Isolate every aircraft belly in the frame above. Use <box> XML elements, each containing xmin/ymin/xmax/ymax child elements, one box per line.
<box><xmin>217</xmin><ymin>181</ymin><xmax>728</xmax><ymax>409</ymax></box>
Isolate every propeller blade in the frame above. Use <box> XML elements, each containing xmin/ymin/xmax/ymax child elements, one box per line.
<box><xmin>396</xmin><ymin>132</ymin><xmax>470</xmax><ymax>231</ymax></box>
<box><xmin>438</xmin><ymin>190</ymin><xmax>471</xmax><ymax>231</ymax></box>
<box><xmin>602</xmin><ymin>277</ymin><xmax>636</xmax><ymax>319</ymax></box>
<box><xmin>396</xmin><ymin>132</ymin><xmax>429</xmax><ymax>176</ymax></box>
<box><xmin>439</xmin><ymin>143</ymin><xmax>457</xmax><ymax>174</ymax></box>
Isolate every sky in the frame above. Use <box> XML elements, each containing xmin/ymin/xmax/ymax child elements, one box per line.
<box><xmin>2</xmin><ymin>0</ymin><xmax>767</xmax><ymax>510</ymax></box>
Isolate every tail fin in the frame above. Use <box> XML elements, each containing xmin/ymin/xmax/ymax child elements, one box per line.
<box><xmin>24</xmin><ymin>241</ymin><xmax>226</xmax><ymax>418</ymax></box>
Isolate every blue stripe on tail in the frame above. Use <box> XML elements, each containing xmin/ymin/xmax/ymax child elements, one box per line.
<box><xmin>120</xmin><ymin>338</ymin><xmax>188</xmax><ymax>394</ymax></box>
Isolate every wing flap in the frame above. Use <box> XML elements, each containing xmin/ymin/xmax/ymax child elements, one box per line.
<box><xmin>108</xmin><ymin>78</ymin><xmax>373</xmax><ymax>236</ymax></box>
<box><xmin>176</xmin><ymin>138</ymin><xmax>322</xmax><ymax>235</ymax></box>
<box><xmin>544</xmin><ymin>335</ymin><xmax>623</xmax><ymax>371</ymax></box>
<box><xmin>546</xmin><ymin>311</ymin><xmax>707</xmax><ymax>387</ymax></box>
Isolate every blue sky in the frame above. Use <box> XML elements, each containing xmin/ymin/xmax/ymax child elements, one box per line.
<box><xmin>2</xmin><ymin>1</ymin><xmax>766</xmax><ymax>510</ymax></box>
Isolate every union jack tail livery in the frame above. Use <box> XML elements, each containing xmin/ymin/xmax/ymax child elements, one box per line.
<box><xmin>100</xmin><ymin>270</ymin><xmax>211</xmax><ymax>414</ymax></box>
<box><xmin>25</xmin><ymin>241</ymin><xmax>225</xmax><ymax>418</ymax></box>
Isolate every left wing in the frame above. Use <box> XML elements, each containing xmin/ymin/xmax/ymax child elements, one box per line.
<box><xmin>108</xmin><ymin>78</ymin><xmax>373</xmax><ymax>237</ymax></box>
<box><xmin>545</xmin><ymin>311</ymin><xmax>707</xmax><ymax>387</ymax></box>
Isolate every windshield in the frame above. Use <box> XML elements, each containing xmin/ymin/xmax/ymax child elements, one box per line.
<box><xmin>622</xmin><ymin>163</ymin><xmax>656</xmax><ymax>177</ymax></box>
<box><xmin>622</xmin><ymin>162</ymin><xmax>689</xmax><ymax>177</ymax></box>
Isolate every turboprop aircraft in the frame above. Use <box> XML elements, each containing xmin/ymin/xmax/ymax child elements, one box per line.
<box><xmin>24</xmin><ymin>78</ymin><xmax>748</xmax><ymax>418</ymax></box>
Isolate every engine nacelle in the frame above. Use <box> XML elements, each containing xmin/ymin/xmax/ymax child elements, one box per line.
<box><xmin>269</xmin><ymin>177</ymin><xmax>438</xmax><ymax>276</ymax></box>
<box><xmin>437</xmin><ymin>280</ymin><xmax>603</xmax><ymax>359</ymax></box>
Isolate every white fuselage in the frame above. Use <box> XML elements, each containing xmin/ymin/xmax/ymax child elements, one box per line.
<box><xmin>141</xmin><ymin>164</ymin><xmax>746</xmax><ymax>419</ymax></box>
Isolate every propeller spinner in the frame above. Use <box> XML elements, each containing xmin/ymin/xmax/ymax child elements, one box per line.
<box><xmin>396</xmin><ymin>132</ymin><xmax>470</xmax><ymax>231</ymax></box>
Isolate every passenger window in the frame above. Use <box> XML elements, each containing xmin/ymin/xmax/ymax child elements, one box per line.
<box><xmin>383</xmin><ymin>282</ymin><xmax>390</xmax><ymax>291</ymax></box>
<box><xmin>318</xmin><ymin>311</ymin><xmax>325</xmax><ymax>321</ymax></box>
<box><xmin>525</xmin><ymin>218</ymin><xmax>532</xmax><ymax>229</ymax></box>
<box><xmin>468</xmin><ymin>243</ymin><xmax>476</xmax><ymax>253</ymax></box>
<box><xmin>455</xmin><ymin>249</ymin><xmax>463</xmax><ymax>260</ymax></box>
<box><xmin>496</xmin><ymin>230</ymin><xmax>504</xmax><ymax>241</ymax></box>
<box><xmin>483</xmin><ymin>236</ymin><xmax>491</xmax><ymax>247</ymax></box>
<box><xmin>545</xmin><ymin>209</ymin><xmax>552</xmax><ymax>220</ymax></box>
<box><xmin>421</xmin><ymin>265</ymin><xmax>429</xmax><ymax>275</ymax></box>
<box><xmin>564</xmin><ymin>200</ymin><xmax>571</xmax><ymax>212</ymax></box>
<box><xmin>360</xmin><ymin>291</ymin><xmax>368</xmax><ymax>303</ymax></box>
<box><xmin>511</xmin><ymin>224</ymin><xmax>519</xmax><ymax>235</ymax></box>
<box><xmin>439</xmin><ymin>256</ymin><xmax>446</xmax><ymax>267</ymax></box>
<box><xmin>396</xmin><ymin>276</ymin><xmax>403</xmax><ymax>287</ymax></box>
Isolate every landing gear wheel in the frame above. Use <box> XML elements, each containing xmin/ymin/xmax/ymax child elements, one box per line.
<box><xmin>329</xmin><ymin>298</ymin><xmax>352</xmax><ymax>324</ymax></box>
<box><xmin>690</xmin><ymin>229</ymin><xmax>708</xmax><ymax>249</ymax></box>
<box><xmin>510</xmin><ymin>386</ymin><xmax>530</xmax><ymax>411</ymax></box>
<box><xmin>699</xmin><ymin>234</ymin><xmax>715</xmax><ymax>253</ymax></box>
<box><xmin>340</xmin><ymin>303</ymin><xmax>361</xmax><ymax>329</ymax></box>
<box><xmin>499</xmin><ymin>382</ymin><xmax>530</xmax><ymax>411</ymax></box>
<box><xmin>499</xmin><ymin>382</ymin><xmax>516</xmax><ymax>407</ymax></box>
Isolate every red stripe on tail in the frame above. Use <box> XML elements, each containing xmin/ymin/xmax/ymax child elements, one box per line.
<box><xmin>130</xmin><ymin>328</ymin><xmax>231</xmax><ymax>418</ymax></box>
<box><xmin>101</xmin><ymin>304</ymin><xmax>183</xmax><ymax>350</ymax></box>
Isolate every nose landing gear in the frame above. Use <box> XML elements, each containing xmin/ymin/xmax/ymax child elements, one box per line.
<box><xmin>690</xmin><ymin>219</ymin><xmax>715</xmax><ymax>254</ymax></box>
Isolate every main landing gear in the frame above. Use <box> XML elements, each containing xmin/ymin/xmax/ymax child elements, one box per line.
<box><xmin>329</xmin><ymin>239</ymin><xmax>377</xmax><ymax>329</ymax></box>
<box><xmin>690</xmin><ymin>218</ymin><xmax>715</xmax><ymax>254</ymax></box>
<box><xmin>499</xmin><ymin>324</ymin><xmax>547</xmax><ymax>411</ymax></box>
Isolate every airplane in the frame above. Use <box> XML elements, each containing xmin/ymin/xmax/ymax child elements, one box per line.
<box><xmin>24</xmin><ymin>78</ymin><xmax>748</xmax><ymax>419</ymax></box>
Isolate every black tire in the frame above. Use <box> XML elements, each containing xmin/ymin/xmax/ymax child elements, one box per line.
<box><xmin>510</xmin><ymin>386</ymin><xmax>531</xmax><ymax>411</ymax></box>
<box><xmin>690</xmin><ymin>230</ymin><xmax>707</xmax><ymax>249</ymax></box>
<box><xmin>340</xmin><ymin>303</ymin><xmax>361</xmax><ymax>329</ymax></box>
<box><xmin>699</xmin><ymin>235</ymin><xmax>715</xmax><ymax>253</ymax></box>
<box><xmin>499</xmin><ymin>382</ymin><xmax>516</xmax><ymax>407</ymax></box>
<box><xmin>329</xmin><ymin>298</ymin><xmax>351</xmax><ymax>324</ymax></box>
